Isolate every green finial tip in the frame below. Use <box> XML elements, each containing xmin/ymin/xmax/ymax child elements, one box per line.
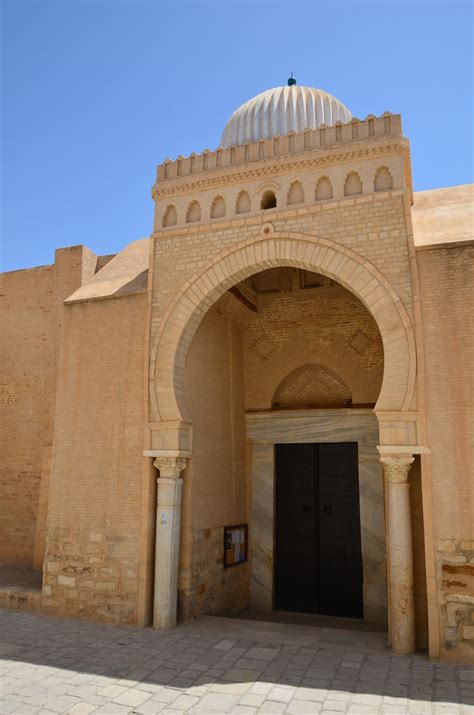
<box><xmin>287</xmin><ymin>72</ymin><xmax>296</xmax><ymax>86</ymax></box>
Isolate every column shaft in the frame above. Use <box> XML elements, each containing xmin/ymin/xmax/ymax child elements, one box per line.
<box><xmin>382</xmin><ymin>455</ymin><xmax>416</xmax><ymax>655</ymax></box>
<box><xmin>153</xmin><ymin>457</ymin><xmax>187</xmax><ymax>629</ymax></box>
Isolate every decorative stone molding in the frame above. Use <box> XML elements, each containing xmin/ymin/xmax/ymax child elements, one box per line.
<box><xmin>152</xmin><ymin>143</ymin><xmax>408</xmax><ymax>199</ymax></box>
<box><xmin>260</xmin><ymin>223</ymin><xmax>274</xmax><ymax>236</ymax></box>
<box><xmin>380</xmin><ymin>455</ymin><xmax>415</xmax><ymax>483</ymax></box>
<box><xmin>153</xmin><ymin>456</ymin><xmax>187</xmax><ymax>479</ymax></box>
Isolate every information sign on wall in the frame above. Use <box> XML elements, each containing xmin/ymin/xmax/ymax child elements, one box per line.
<box><xmin>223</xmin><ymin>524</ymin><xmax>248</xmax><ymax>568</ymax></box>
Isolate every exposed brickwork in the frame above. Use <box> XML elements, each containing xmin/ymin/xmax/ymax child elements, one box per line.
<box><xmin>182</xmin><ymin>309</ymin><xmax>247</xmax><ymax>619</ymax></box>
<box><xmin>0</xmin><ymin>265</ymin><xmax>54</xmax><ymax>563</ymax></box>
<box><xmin>42</xmin><ymin>294</ymin><xmax>147</xmax><ymax>624</ymax></box>
<box><xmin>0</xmin><ymin>246</ymin><xmax>97</xmax><ymax>564</ymax></box>
<box><xmin>243</xmin><ymin>282</ymin><xmax>384</xmax><ymax>409</ymax></box>
<box><xmin>417</xmin><ymin>243</ymin><xmax>474</xmax><ymax>662</ymax></box>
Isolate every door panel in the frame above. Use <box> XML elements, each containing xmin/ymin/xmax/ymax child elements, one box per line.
<box><xmin>318</xmin><ymin>443</ymin><xmax>363</xmax><ymax>617</ymax></box>
<box><xmin>274</xmin><ymin>442</ymin><xmax>363</xmax><ymax>618</ymax></box>
<box><xmin>275</xmin><ymin>444</ymin><xmax>318</xmax><ymax>613</ymax></box>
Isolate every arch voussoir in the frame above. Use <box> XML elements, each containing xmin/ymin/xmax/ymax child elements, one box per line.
<box><xmin>150</xmin><ymin>231</ymin><xmax>416</xmax><ymax>423</ymax></box>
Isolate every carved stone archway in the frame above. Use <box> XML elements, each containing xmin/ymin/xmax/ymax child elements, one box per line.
<box><xmin>150</xmin><ymin>229</ymin><xmax>417</xmax><ymax>425</ymax></box>
<box><xmin>147</xmin><ymin>228</ymin><xmax>423</xmax><ymax>654</ymax></box>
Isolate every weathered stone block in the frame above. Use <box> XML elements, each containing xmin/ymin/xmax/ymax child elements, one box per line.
<box><xmin>58</xmin><ymin>575</ymin><xmax>76</xmax><ymax>588</ymax></box>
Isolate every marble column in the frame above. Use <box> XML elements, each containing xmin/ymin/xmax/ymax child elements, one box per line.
<box><xmin>152</xmin><ymin>456</ymin><xmax>187</xmax><ymax>629</ymax></box>
<box><xmin>381</xmin><ymin>455</ymin><xmax>416</xmax><ymax>654</ymax></box>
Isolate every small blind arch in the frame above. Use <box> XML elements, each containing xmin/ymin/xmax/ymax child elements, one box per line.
<box><xmin>162</xmin><ymin>205</ymin><xmax>177</xmax><ymax>227</ymax></box>
<box><xmin>236</xmin><ymin>190</ymin><xmax>251</xmax><ymax>214</ymax></box>
<box><xmin>315</xmin><ymin>176</ymin><xmax>333</xmax><ymax>201</ymax></box>
<box><xmin>287</xmin><ymin>180</ymin><xmax>305</xmax><ymax>205</ymax></box>
<box><xmin>210</xmin><ymin>195</ymin><xmax>226</xmax><ymax>219</ymax></box>
<box><xmin>344</xmin><ymin>172</ymin><xmax>363</xmax><ymax>197</ymax></box>
<box><xmin>374</xmin><ymin>166</ymin><xmax>394</xmax><ymax>192</ymax></box>
<box><xmin>186</xmin><ymin>200</ymin><xmax>201</xmax><ymax>223</ymax></box>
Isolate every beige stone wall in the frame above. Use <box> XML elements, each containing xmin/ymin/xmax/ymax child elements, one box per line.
<box><xmin>417</xmin><ymin>242</ymin><xmax>474</xmax><ymax>662</ymax></box>
<box><xmin>0</xmin><ymin>246</ymin><xmax>97</xmax><ymax>565</ymax></box>
<box><xmin>181</xmin><ymin>308</ymin><xmax>249</xmax><ymax>618</ymax></box>
<box><xmin>42</xmin><ymin>293</ymin><xmax>147</xmax><ymax>624</ymax></box>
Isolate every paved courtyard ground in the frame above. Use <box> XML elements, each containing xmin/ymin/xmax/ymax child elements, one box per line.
<box><xmin>0</xmin><ymin>607</ymin><xmax>473</xmax><ymax>714</ymax></box>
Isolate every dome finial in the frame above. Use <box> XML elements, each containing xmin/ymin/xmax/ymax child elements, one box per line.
<box><xmin>287</xmin><ymin>72</ymin><xmax>296</xmax><ymax>86</ymax></box>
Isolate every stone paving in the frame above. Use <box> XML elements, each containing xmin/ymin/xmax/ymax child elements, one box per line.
<box><xmin>0</xmin><ymin>608</ymin><xmax>473</xmax><ymax>714</ymax></box>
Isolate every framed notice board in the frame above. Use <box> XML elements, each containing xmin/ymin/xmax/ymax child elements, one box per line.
<box><xmin>223</xmin><ymin>524</ymin><xmax>248</xmax><ymax>568</ymax></box>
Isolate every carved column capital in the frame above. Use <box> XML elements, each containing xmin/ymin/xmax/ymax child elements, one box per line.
<box><xmin>380</xmin><ymin>455</ymin><xmax>415</xmax><ymax>484</ymax></box>
<box><xmin>153</xmin><ymin>456</ymin><xmax>187</xmax><ymax>479</ymax></box>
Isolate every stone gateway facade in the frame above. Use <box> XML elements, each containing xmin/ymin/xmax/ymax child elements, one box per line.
<box><xmin>1</xmin><ymin>81</ymin><xmax>473</xmax><ymax>664</ymax></box>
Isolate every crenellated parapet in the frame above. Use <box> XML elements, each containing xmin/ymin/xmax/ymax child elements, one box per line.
<box><xmin>155</xmin><ymin>112</ymin><xmax>403</xmax><ymax>185</ymax></box>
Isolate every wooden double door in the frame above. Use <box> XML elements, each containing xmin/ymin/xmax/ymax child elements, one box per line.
<box><xmin>275</xmin><ymin>442</ymin><xmax>363</xmax><ymax>618</ymax></box>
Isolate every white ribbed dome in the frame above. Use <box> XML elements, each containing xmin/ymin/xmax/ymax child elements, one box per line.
<box><xmin>220</xmin><ymin>85</ymin><xmax>352</xmax><ymax>148</ymax></box>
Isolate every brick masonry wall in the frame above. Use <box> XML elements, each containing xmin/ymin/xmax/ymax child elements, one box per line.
<box><xmin>0</xmin><ymin>265</ymin><xmax>55</xmax><ymax>563</ymax></box>
<box><xmin>182</xmin><ymin>309</ymin><xmax>248</xmax><ymax>618</ymax></box>
<box><xmin>242</xmin><ymin>282</ymin><xmax>384</xmax><ymax>410</ymax></box>
<box><xmin>151</xmin><ymin>193</ymin><xmax>416</xmax><ymax>335</ymax></box>
<box><xmin>417</xmin><ymin>243</ymin><xmax>474</xmax><ymax>662</ymax></box>
<box><xmin>0</xmin><ymin>246</ymin><xmax>98</xmax><ymax>566</ymax></box>
<box><xmin>43</xmin><ymin>293</ymin><xmax>146</xmax><ymax>624</ymax></box>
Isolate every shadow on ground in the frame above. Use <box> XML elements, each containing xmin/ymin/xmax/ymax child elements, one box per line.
<box><xmin>0</xmin><ymin>607</ymin><xmax>473</xmax><ymax>714</ymax></box>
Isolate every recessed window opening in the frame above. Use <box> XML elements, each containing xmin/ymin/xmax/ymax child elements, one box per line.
<box><xmin>261</xmin><ymin>190</ymin><xmax>277</xmax><ymax>210</ymax></box>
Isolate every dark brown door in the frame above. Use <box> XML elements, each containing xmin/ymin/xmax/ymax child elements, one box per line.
<box><xmin>275</xmin><ymin>442</ymin><xmax>363</xmax><ymax>618</ymax></box>
<box><xmin>275</xmin><ymin>444</ymin><xmax>318</xmax><ymax>613</ymax></box>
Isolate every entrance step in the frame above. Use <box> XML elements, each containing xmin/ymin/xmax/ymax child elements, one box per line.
<box><xmin>241</xmin><ymin>609</ymin><xmax>387</xmax><ymax>633</ymax></box>
<box><xmin>180</xmin><ymin>614</ymin><xmax>390</xmax><ymax>654</ymax></box>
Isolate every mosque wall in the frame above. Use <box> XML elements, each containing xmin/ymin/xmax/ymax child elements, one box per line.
<box><xmin>416</xmin><ymin>242</ymin><xmax>474</xmax><ymax>662</ymax></box>
<box><xmin>42</xmin><ymin>293</ymin><xmax>147</xmax><ymax>625</ymax></box>
<box><xmin>0</xmin><ymin>246</ymin><xmax>97</xmax><ymax>566</ymax></box>
<box><xmin>0</xmin><ymin>265</ymin><xmax>55</xmax><ymax>564</ymax></box>
<box><xmin>182</xmin><ymin>307</ymin><xmax>249</xmax><ymax>619</ymax></box>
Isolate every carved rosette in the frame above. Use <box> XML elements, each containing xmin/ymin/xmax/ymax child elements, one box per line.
<box><xmin>153</xmin><ymin>457</ymin><xmax>187</xmax><ymax>479</ymax></box>
<box><xmin>380</xmin><ymin>455</ymin><xmax>415</xmax><ymax>484</ymax></box>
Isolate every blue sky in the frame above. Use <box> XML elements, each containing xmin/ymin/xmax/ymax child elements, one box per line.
<box><xmin>2</xmin><ymin>0</ymin><xmax>472</xmax><ymax>271</ymax></box>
